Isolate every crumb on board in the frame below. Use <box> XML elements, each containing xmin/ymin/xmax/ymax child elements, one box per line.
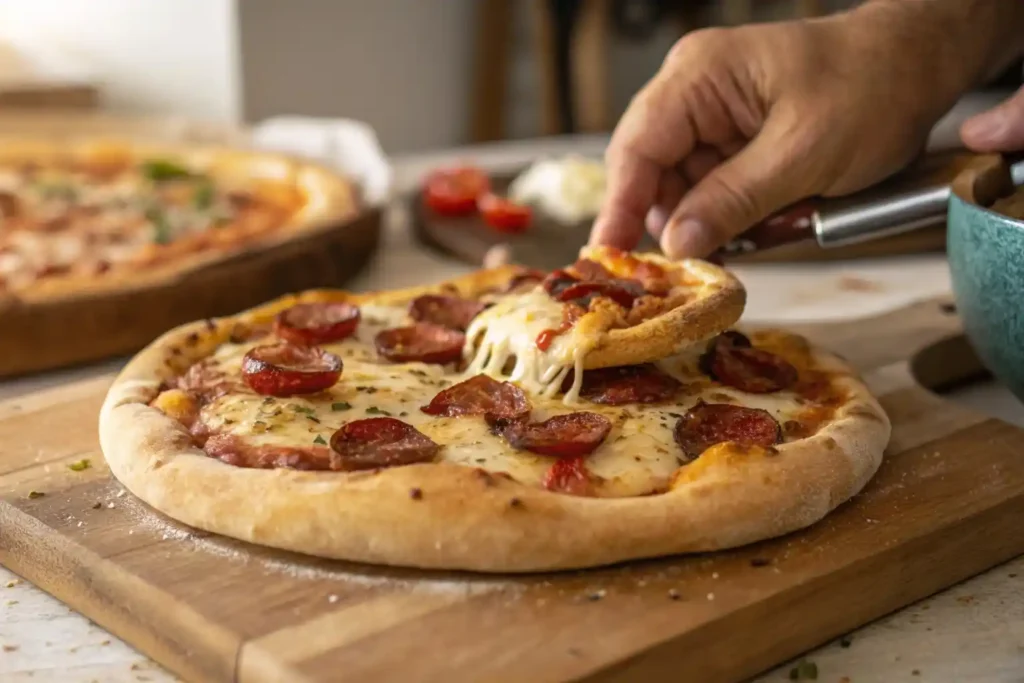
<box><xmin>2</xmin><ymin>644</ymin><xmax>18</xmax><ymax>652</ymax></box>
<box><xmin>668</xmin><ymin>589</ymin><xmax>681</xmax><ymax>601</ymax></box>
<box><xmin>837</xmin><ymin>274</ymin><xmax>882</xmax><ymax>292</ymax></box>
<box><xmin>706</xmin><ymin>592</ymin><xmax>715</xmax><ymax>601</ymax></box>
<box><xmin>5</xmin><ymin>579</ymin><xmax>21</xmax><ymax>588</ymax></box>
<box><xmin>328</xmin><ymin>594</ymin><xmax>339</xmax><ymax>604</ymax></box>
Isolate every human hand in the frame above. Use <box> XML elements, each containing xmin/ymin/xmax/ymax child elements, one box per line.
<box><xmin>590</xmin><ymin>3</ymin><xmax>1015</xmax><ymax>259</ymax></box>
<box><xmin>962</xmin><ymin>86</ymin><xmax>1024</xmax><ymax>153</ymax></box>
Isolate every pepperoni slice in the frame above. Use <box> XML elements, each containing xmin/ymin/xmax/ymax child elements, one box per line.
<box><xmin>329</xmin><ymin>417</ymin><xmax>439</xmax><ymax>471</ymax></box>
<box><xmin>542</xmin><ymin>456</ymin><xmax>594</xmax><ymax>496</ymax></box>
<box><xmin>674</xmin><ymin>401</ymin><xmax>781</xmax><ymax>460</ymax></box>
<box><xmin>421</xmin><ymin>374</ymin><xmax>530</xmax><ymax>419</ymax></box>
<box><xmin>274</xmin><ymin>302</ymin><xmax>360</xmax><ymax>346</ymax></box>
<box><xmin>492</xmin><ymin>412</ymin><xmax>611</xmax><ymax>458</ymax></box>
<box><xmin>241</xmin><ymin>343</ymin><xmax>342</xmax><ymax>396</ymax></box>
<box><xmin>569</xmin><ymin>258</ymin><xmax>612</xmax><ymax>281</ymax></box>
<box><xmin>374</xmin><ymin>323</ymin><xmax>465</xmax><ymax>365</ymax></box>
<box><xmin>408</xmin><ymin>295</ymin><xmax>488</xmax><ymax>331</ymax></box>
<box><xmin>205</xmin><ymin>434</ymin><xmax>333</xmax><ymax>470</ymax></box>
<box><xmin>568</xmin><ymin>363</ymin><xmax>682</xmax><ymax>405</ymax></box>
<box><xmin>541</xmin><ymin>269</ymin><xmax>579</xmax><ymax>297</ymax></box>
<box><xmin>700</xmin><ymin>331</ymin><xmax>798</xmax><ymax>393</ymax></box>
<box><xmin>556</xmin><ymin>279</ymin><xmax>646</xmax><ymax>308</ymax></box>
<box><xmin>503</xmin><ymin>269</ymin><xmax>546</xmax><ymax>293</ymax></box>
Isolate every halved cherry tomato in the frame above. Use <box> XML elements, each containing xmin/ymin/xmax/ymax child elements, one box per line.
<box><xmin>423</xmin><ymin>166</ymin><xmax>491</xmax><ymax>216</ymax></box>
<box><xmin>478</xmin><ymin>193</ymin><xmax>532</xmax><ymax>234</ymax></box>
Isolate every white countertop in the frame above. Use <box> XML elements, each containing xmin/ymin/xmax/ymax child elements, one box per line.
<box><xmin>3</xmin><ymin>143</ymin><xmax>1024</xmax><ymax>683</ymax></box>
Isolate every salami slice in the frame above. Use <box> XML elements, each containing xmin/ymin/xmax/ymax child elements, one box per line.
<box><xmin>674</xmin><ymin>401</ymin><xmax>781</xmax><ymax>460</ymax></box>
<box><xmin>556</xmin><ymin>280</ymin><xmax>645</xmax><ymax>309</ymax></box>
<box><xmin>408</xmin><ymin>294</ymin><xmax>488</xmax><ymax>331</ymax></box>
<box><xmin>542</xmin><ymin>455</ymin><xmax>594</xmax><ymax>496</ymax></box>
<box><xmin>700</xmin><ymin>331</ymin><xmax>798</xmax><ymax>393</ymax></box>
<box><xmin>241</xmin><ymin>343</ymin><xmax>343</xmax><ymax>396</ymax></box>
<box><xmin>492</xmin><ymin>412</ymin><xmax>611</xmax><ymax>458</ymax></box>
<box><xmin>274</xmin><ymin>302</ymin><xmax>360</xmax><ymax>346</ymax></box>
<box><xmin>568</xmin><ymin>363</ymin><xmax>682</xmax><ymax>405</ymax></box>
<box><xmin>421</xmin><ymin>374</ymin><xmax>530</xmax><ymax>419</ymax></box>
<box><xmin>329</xmin><ymin>417</ymin><xmax>439</xmax><ymax>471</ymax></box>
<box><xmin>205</xmin><ymin>434</ymin><xmax>333</xmax><ymax>470</ymax></box>
<box><xmin>374</xmin><ymin>323</ymin><xmax>465</xmax><ymax>365</ymax></box>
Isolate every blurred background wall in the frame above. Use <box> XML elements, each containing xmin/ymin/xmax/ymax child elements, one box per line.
<box><xmin>0</xmin><ymin>0</ymin><xmax>860</xmax><ymax>152</ymax></box>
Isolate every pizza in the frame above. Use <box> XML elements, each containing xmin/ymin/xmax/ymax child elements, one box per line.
<box><xmin>99</xmin><ymin>246</ymin><xmax>890</xmax><ymax>572</ymax></box>
<box><xmin>0</xmin><ymin>138</ymin><xmax>358</xmax><ymax>302</ymax></box>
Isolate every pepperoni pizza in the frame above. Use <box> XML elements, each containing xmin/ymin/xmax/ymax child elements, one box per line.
<box><xmin>99</xmin><ymin>247</ymin><xmax>890</xmax><ymax>572</ymax></box>
<box><xmin>0</xmin><ymin>138</ymin><xmax>357</xmax><ymax>302</ymax></box>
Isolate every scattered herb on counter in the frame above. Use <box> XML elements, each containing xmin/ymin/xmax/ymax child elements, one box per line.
<box><xmin>313</xmin><ymin>435</ymin><xmax>327</xmax><ymax>445</ymax></box>
<box><xmin>839</xmin><ymin>635</ymin><xmax>853</xmax><ymax>648</ymax></box>
<box><xmin>142</xmin><ymin>159</ymin><xmax>193</xmax><ymax>182</ymax></box>
<box><xmin>331</xmin><ymin>402</ymin><xmax>352</xmax><ymax>412</ymax></box>
<box><xmin>27</xmin><ymin>490</ymin><xmax>45</xmax><ymax>499</ymax></box>
<box><xmin>750</xmin><ymin>557</ymin><xmax>772</xmax><ymax>568</ymax></box>
<box><xmin>788</xmin><ymin>660</ymin><xmax>818</xmax><ymax>680</ymax></box>
<box><xmin>68</xmin><ymin>458</ymin><xmax>91</xmax><ymax>472</ymax></box>
<box><xmin>91</xmin><ymin>502</ymin><xmax>102</xmax><ymax>509</ymax></box>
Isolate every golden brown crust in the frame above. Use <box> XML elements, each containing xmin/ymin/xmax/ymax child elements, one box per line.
<box><xmin>100</xmin><ymin>266</ymin><xmax>890</xmax><ymax>573</ymax></box>
<box><xmin>0</xmin><ymin>137</ymin><xmax>359</xmax><ymax>307</ymax></box>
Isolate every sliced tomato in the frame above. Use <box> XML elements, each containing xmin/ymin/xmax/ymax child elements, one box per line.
<box><xmin>478</xmin><ymin>193</ymin><xmax>532</xmax><ymax>234</ymax></box>
<box><xmin>423</xmin><ymin>166</ymin><xmax>491</xmax><ymax>216</ymax></box>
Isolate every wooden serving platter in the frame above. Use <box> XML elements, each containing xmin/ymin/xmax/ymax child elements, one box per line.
<box><xmin>4</xmin><ymin>298</ymin><xmax>1024</xmax><ymax>683</ymax></box>
<box><xmin>409</xmin><ymin>173</ymin><xmax>948</xmax><ymax>271</ymax></box>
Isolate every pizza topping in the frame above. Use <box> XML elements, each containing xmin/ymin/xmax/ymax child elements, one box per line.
<box><xmin>502</xmin><ymin>269</ymin><xmax>546</xmax><ymax>293</ymax></box>
<box><xmin>141</xmin><ymin>159</ymin><xmax>195</xmax><ymax>182</ymax></box>
<box><xmin>541</xmin><ymin>269</ymin><xmax>579</xmax><ymax>298</ymax></box>
<box><xmin>568</xmin><ymin>363</ymin><xmax>682</xmax><ymax>405</ymax></box>
<box><xmin>700</xmin><ymin>331</ymin><xmax>798</xmax><ymax>394</ymax></box>
<box><xmin>241</xmin><ymin>343</ymin><xmax>343</xmax><ymax>396</ymax></box>
<box><xmin>535</xmin><ymin>302</ymin><xmax>585</xmax><ymax>351</ymax></box>
<box><xmin>491</xmin><ymin>412</ymin><xmax>611</xmax><ymax>458</ymax></box>
<box><xmin>329</xmin><ymin>417</ymin><xmax>440</xmax><ymax>470</ymax></box>
<box><xmin>205</xmin><ymin>433</ymin><xmax>333</xmax><ymax>470</ymax></box>
<box><xmin>423</xmin><ymin>166</ymin><xmax>491</xmax><ymax>216</ymax></box>
<box><xmin>556</xmin><ymin>279</ymin><xmax>646</xmax><ymax>309</ymax></box>
<box><xmin>274</xmin><ymin>302</ymin><xmax>361</xmax><ymax>346</ymax></box>
<box><xmin>567</xmin><ymin>258</ymin><xmax>613</xmax><ymax>281</ymax></box>
<box><xmin>478</xmin><ymin>193</ymin><xmax>533</xmax><ymax>233</ymax></box>
<box><xmin>375</xmin><ymin>323</ymin><xmax>465</xmax><ymax>365</ymax></box>
<box><xmin>674</xmin><ymin>401</ymin><xmax>781</xmax><ymax>460</ymax></box>
<box><xmin>408</xmin><ymin>294</ymin><xmax>488</xmax><ymax>331</ymax></box>
<box><xmin>420</xmin><ymin>374</ymin><xmax>530</xmax><ymax>419</ymax></box>
<box><xmin>542</xmin><ymin>456</ymin><xmax>595</xmax><ymax>496</ymax></box>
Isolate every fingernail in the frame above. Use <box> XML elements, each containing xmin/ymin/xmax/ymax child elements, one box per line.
<box><xmin>645</xmin><ymin>207</ymin><xmax>670</xmax><ymax>239</ymax></box>
<box><xmin>662</xmin><ymin>218</ymin><xmax>716</xmax><ymax>259</ymax></box>
<box><xmin>963</xmin><ymin>114</ymin><xmax>1004</xmax><ymax>144</ymax></box>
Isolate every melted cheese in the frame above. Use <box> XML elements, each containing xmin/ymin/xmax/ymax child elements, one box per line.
<box><xmin>181</xmin><ymin>301</ymin><xmax>828</xmax><ymax>498</ymax></box>
<box><xmin>464</xmin><ymin>287</ymin><xmax>599</xmax><ymax>403</ymax></box>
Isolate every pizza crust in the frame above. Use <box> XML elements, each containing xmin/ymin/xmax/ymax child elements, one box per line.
<box><xmin>0</xmin><ymin>137</ymin><xmax>360</xmax><ymax>306</ymax></box>
<box><xmin>100</xmin><ymin>272</ymin><xmax>890</xmax><ymax>573</ymax></box>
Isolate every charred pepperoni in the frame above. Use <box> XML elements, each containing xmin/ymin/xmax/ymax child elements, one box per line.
<box><xmin>674</xmin><ymin>401</ymin><xmax>781</xmax><ymax>460</ymax></box>
<box><xmin>542</xmin><ymin>456</ymin><xmax>594</xmax><ymax>496</ymax></box>
<box><xmin>492</xmin><ymin>412</ymin><xmax>611</xmax><ymax>458</ymax></box>
<box><xmin>329</xmin><ymin>417</ymin><xmax>439</xmax><ymax>471</ymax></box>
<box><xmin>541</xmin><ymin>269</ymin><xmax>579</xmax><ymax>297</ymax></box>
<box><xmin>205</xmin><ymin>434</ymin><xmax>333</xmax><ymax>470</ymax></box>
<box><xmin>274</xmin><ymin>302</ymin><xmax>360</xmax><ymax>346</ymax></box>
<box><xmin>700</xmin><ymin>331</ymin><xmax>797</xmax><ymax>393</ymax></box>
<box><xmin>556</xmin><ymin>279</ymin><xmax>646</xmax><ymax>308</ymax></box>
<box><xmin>568</xmin><ymin>363</ymin><xmax>682</xmax><ymax>405</ymax></box>
<box><xmin>420</xmin><ymin>374</ymin><xmax>530</xmax><ymax>419</ymax></box>
<box><xmin>241</xmin><ymin>343</ymin><xmax>342</xmax><ymax>396</ymax></box>
<box><xmin>374</xmin><ymin>323</ymin><xmax>465</xmax><ymax>365</ymax></box>
<box><xmin>408</xmin><ymin>294</ymin><xmax>488</xmax><ymax>331</ymax></box>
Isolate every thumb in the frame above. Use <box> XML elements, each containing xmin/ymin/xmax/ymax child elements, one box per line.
<box><xmin>660</xmin><ymin>118</ymin><xmax>814</xmax><ymax>258</ymax></box>
<box><xmin>961</xmin><ymin>86</ymin><xmax>1024</xmax><ymax>153</ymax></box>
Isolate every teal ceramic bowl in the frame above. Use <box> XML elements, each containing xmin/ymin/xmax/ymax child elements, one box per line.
<box><xmin>948</xmin><ymin>161</ymin><xmax>1024</xmax><ymax>400</ymax></box>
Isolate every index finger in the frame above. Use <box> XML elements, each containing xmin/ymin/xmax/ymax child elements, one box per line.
<box><xmin>589</xmin><ymin>76</ymin><xmax>698</xmax><ymax>250</ymax></box>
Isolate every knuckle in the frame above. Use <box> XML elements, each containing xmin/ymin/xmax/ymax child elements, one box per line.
<box><xmin>664</xmin><ymin>27</ymin><xmax>730</xmax><ymax>67</ymax></box>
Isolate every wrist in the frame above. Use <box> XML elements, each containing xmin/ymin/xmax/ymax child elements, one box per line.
<box><xmin>843</xmin><ymin>1</ymin><xmax>1024</xmax><ymax>119</ymax></box>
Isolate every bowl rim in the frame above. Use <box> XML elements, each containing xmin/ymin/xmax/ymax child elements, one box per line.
<box><xmin>949</xmin><ymin>190</ymin><xmax>1024</xmax><ymax>231</ymax></box>
<box><xmin>949</xmin><ymin>153</ymin><xmax>1024</xmax><ymax>229</ymax></box>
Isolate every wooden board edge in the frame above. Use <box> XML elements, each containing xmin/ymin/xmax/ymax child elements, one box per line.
<box><xmin>0</xmin><ymin>503</ymin><xmax>240</xmax><ymax>683</ymax></box>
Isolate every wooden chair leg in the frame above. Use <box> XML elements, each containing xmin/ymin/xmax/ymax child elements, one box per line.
<box><xmin>571</xmin><ymin>0</ymin><xmax>611</xmax><ymax>133</ymax></box>
<box><xmin>469</xmin><ymin>0</ymin><xmax>514</xmax><ymax>143</ymax></box>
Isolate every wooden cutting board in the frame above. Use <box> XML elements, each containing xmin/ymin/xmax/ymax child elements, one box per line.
<box><xmin>409</xmin><ymin>174</ymin><xmax>948</xmax><ymax>272</ymax></box>
<box><xmin>4</xmin><ymin>297</ymin><xmax>1024</xmax><ymax>683</ymax></box>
